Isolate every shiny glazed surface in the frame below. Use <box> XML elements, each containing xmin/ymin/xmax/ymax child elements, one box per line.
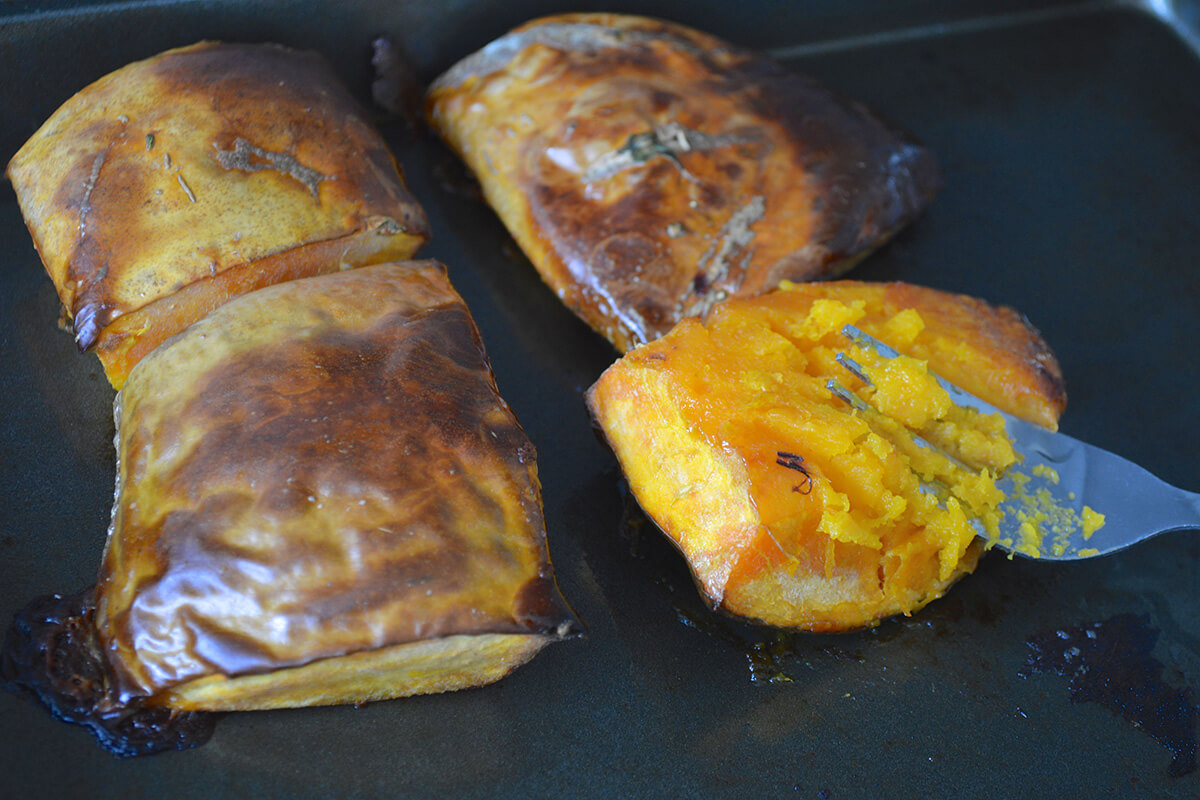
<box><xmin>7</xmin><ymin>42</ymin><xmax>430</xmax><ymax>386</ymax></box>
<box><xmin>97</xmin><ymin>262</ymin><xmax>573</xmax><ymax>704</ymax></box>
<box><xmin>428</xmin><ymin>13</ymin><xmax>939</xmax><ymax>353</ymax></box>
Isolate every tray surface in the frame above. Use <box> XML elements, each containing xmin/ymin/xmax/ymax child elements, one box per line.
<box><xmin>2</xmin><ymin>2</ymin><xmax>1198</xmax><ymax>797</ymax></box>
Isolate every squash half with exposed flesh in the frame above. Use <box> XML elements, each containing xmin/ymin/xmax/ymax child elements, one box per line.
<box><xmin>587</xmin><ymin>281</ymin><xmax>1065</xmax><ymax>631</ymax></box>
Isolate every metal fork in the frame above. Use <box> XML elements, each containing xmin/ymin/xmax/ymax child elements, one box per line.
<box><xmin>827</xmin><ymin>324</ymin><xmax>1200</xmax><ymax>561</ymax></box>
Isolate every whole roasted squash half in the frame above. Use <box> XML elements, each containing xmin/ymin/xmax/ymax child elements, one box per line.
<box><xmin>7</xmin><ymin>42</ymin><xmax>430</xmax><ymax>388</ymax></box>
<box><xmin>428</xmin><ymin>13</ymin><xmax>939</xmax><ymax>353</ymax></box>
<box><xmin>98</xmin><ymin>262</ymin><xmax>576</xmax><ymax>710</ymax></box>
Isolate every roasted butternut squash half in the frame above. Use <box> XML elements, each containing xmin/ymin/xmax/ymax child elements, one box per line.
<box><xmin>428</xmin><ymin>13</ymin><xmax>938</xmax><ymax>353</ymax></box>
<box><xmin>7</xmin><ymin>42</ymin><xmax>430</xmax><ymax>388</ymax></box>
<box><xmin>587</xmin><ymin>281</ymin><xmax>1065</xmax><ymax>631</ymax></box>
<box><xmin>98</xmin><ymin>262</ymin><xmax>575</xmax><ymax>710</ymax></box>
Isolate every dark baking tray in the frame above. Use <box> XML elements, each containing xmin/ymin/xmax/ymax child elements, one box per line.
<box><xmin>2</xmin><ymin>1</ymin><xmax>1199</xmax><ymax>797</ymax></box>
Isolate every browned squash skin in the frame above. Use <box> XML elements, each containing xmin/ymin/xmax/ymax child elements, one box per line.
<box><xmin>427</xmin><ymin>13</ymin><xmax>939</xmax><ymax>353</ymax></box>
<box><xmin>7</xmin><ymin>42</ymin><xmax>430</xmax><ymax>388</ymax></box>
<box><xmin>98</xmin><ymin>262</ymin><xmax>575</xmax><ymax>709</ymax></box>
<box><xmin>586</xmin><ymin>281</ymin><xmax>1064</xmax><ymax>632</ymax></box>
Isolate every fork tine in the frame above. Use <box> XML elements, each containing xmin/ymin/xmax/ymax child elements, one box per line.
<box><xmin>825</xmin><ymin>377</ymin><xmax>871</xmax><ymax>412</ymax></box>
<box><xmin>842</xmin><ymin>324</ymin><xmax>900</xmax><ymax>358</ymax></box>
<box><xmin>834</xmin><ymin>353</ymin><xmax>873</xmax><ymax>386</ymax></box>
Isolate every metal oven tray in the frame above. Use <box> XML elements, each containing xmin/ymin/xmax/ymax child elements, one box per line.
<box><xmin>2</xmin><ymin>1</ymin><xmax>1198</xmax><ymax>797</ymax></box>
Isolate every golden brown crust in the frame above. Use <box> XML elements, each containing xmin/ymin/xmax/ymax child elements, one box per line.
<box><xmin>155</xmin><ymin>633</ymin><xmax>552</xmax><ymax>711</ymax></box>
<box><xmin>428</xmin><ymin>13</ymin><xmax>938</xmax><ymax>352</ymax></box>
<box><xmin>97</xmin><ymin>262</ymin><xmax>574</xmax><ymax>704</ymax></box>
<box><xmin>7</xmin><ymin>41</ymin><xmax>430</xmax><ymax>387</ymax></box>
<box><xmin>586</xmin><ymin>281</ymin><xmax>1063</xmax><ymax>631</ymax></box>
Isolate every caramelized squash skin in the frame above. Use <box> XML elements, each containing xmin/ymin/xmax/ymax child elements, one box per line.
<box><xmin>7</xmin><ymin>42</ymin><xmax>430</xmax><ymax>388</ymax></box>
<box><xmin>428</xmin><ymin>13</ymin><xmax>938</xmax><ymax>353</ymax></box>
<box><xmin>587</xmin><ymin>281</ymin><xmax>1064</xmax><ymax>632</ymax></box>
<box><xmin>99</xmin><ymin>263</ymin><xmax>575</xmax><ymax>708</ymax></box>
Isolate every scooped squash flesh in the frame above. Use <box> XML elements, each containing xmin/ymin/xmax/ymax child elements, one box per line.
<box><xmin>586</xmin><ymin>281</ymin><xmax>1065</xmax><ymax>631</ymax></box>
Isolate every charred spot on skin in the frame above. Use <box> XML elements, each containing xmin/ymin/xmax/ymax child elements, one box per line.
<box><xmin>648</xmin><ymin>89</ymin><xmax>678</xmax><ymax>114</ymax></box>
<box><xmin>589</xmin><ymin>233</ymin><xmax>662</xmax><ymax>282</ymax></box>
<box><xmin>529</xmin><ymin>177</ymin><xmax>673</xmax><ymax>285</ymax></box>
<box><xmin>560</xmin><ymin>37</ymin><xmax>667</xmax><ymax>80</ymax></box>
<box><xmin>144</xmin><ymin>42</ymin><xmax>432</xmax><ymax>245</ymax></box>
<box><xmin>0</xmin><ymin>589</ymin><xmax>220</xmax><ymax>757</ymax></box>
<box><xmin>719</xmin><ymin>161</ymin><xmax>743</xmax><ymax>181</ymax></box>
<box><xmin>695</xmin><ymin>181</ymin><xmax>727</xmax><ymax>211</ymax></box>
<box><xmin>730</xmin><ymin>58</ymin><xmax>940</xmax><ymax>253</ymax></box>
<box><xmin>514</xmin><ymin>570</ymin><xmax>582</xmax><ymax>637</ymax></box>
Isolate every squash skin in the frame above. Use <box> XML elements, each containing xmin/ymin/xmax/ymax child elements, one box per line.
<box><xmin>98</xmin><ymin>262</ymin><xmax>575</xmax><ymax>708</ymax></box>
<box><xmin>586</xmin><ymin>281</ymin><xmax>1065</xmax><ymax>632</ymax></box>
<box><xmin>427</xmin><ymin>13</ymin><xmax>938</xmax><ymax>353</ymax></box>
<box><xmin>7</xmin><ymin>42</ymin><xmax>430</xmax><ymax>388</ymax></box>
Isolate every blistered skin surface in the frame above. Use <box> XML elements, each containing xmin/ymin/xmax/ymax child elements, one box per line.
<box><xmin>428</xmin><ymin>13</ymin><xmax>939</xmax><ymax>352</ymax></box>
<box><xmin>587</xmin><ymin>281</ymin><xmax>1064</xmax><ymax>631</ymax></box>
<box><xmin>7</xmin><ymin>42</ymin><xmax>430</xmax><ymax>385</ymax></box>
<box><xmin>96</xmin><ymin>262</ymin><xmax>571</xmax><ymax>702</ymax></box>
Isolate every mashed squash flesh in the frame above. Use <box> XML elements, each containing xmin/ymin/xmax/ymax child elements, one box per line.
<box><xmin>587</xmin><ymin>281</ymin><xmax>1067</xmax><ymax>631</ymax></box>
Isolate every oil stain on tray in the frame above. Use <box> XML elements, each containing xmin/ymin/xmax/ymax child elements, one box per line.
<box><xmin>1020</xmin><ymin>613</ymin><xmax>1197</xmax><ymax>777</ymax></box>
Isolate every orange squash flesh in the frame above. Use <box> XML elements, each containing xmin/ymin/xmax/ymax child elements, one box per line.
<box><xmin>586</xmin><ymin>281</ymin><xmax>1065</xmax><ymax>631</ymax></box>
